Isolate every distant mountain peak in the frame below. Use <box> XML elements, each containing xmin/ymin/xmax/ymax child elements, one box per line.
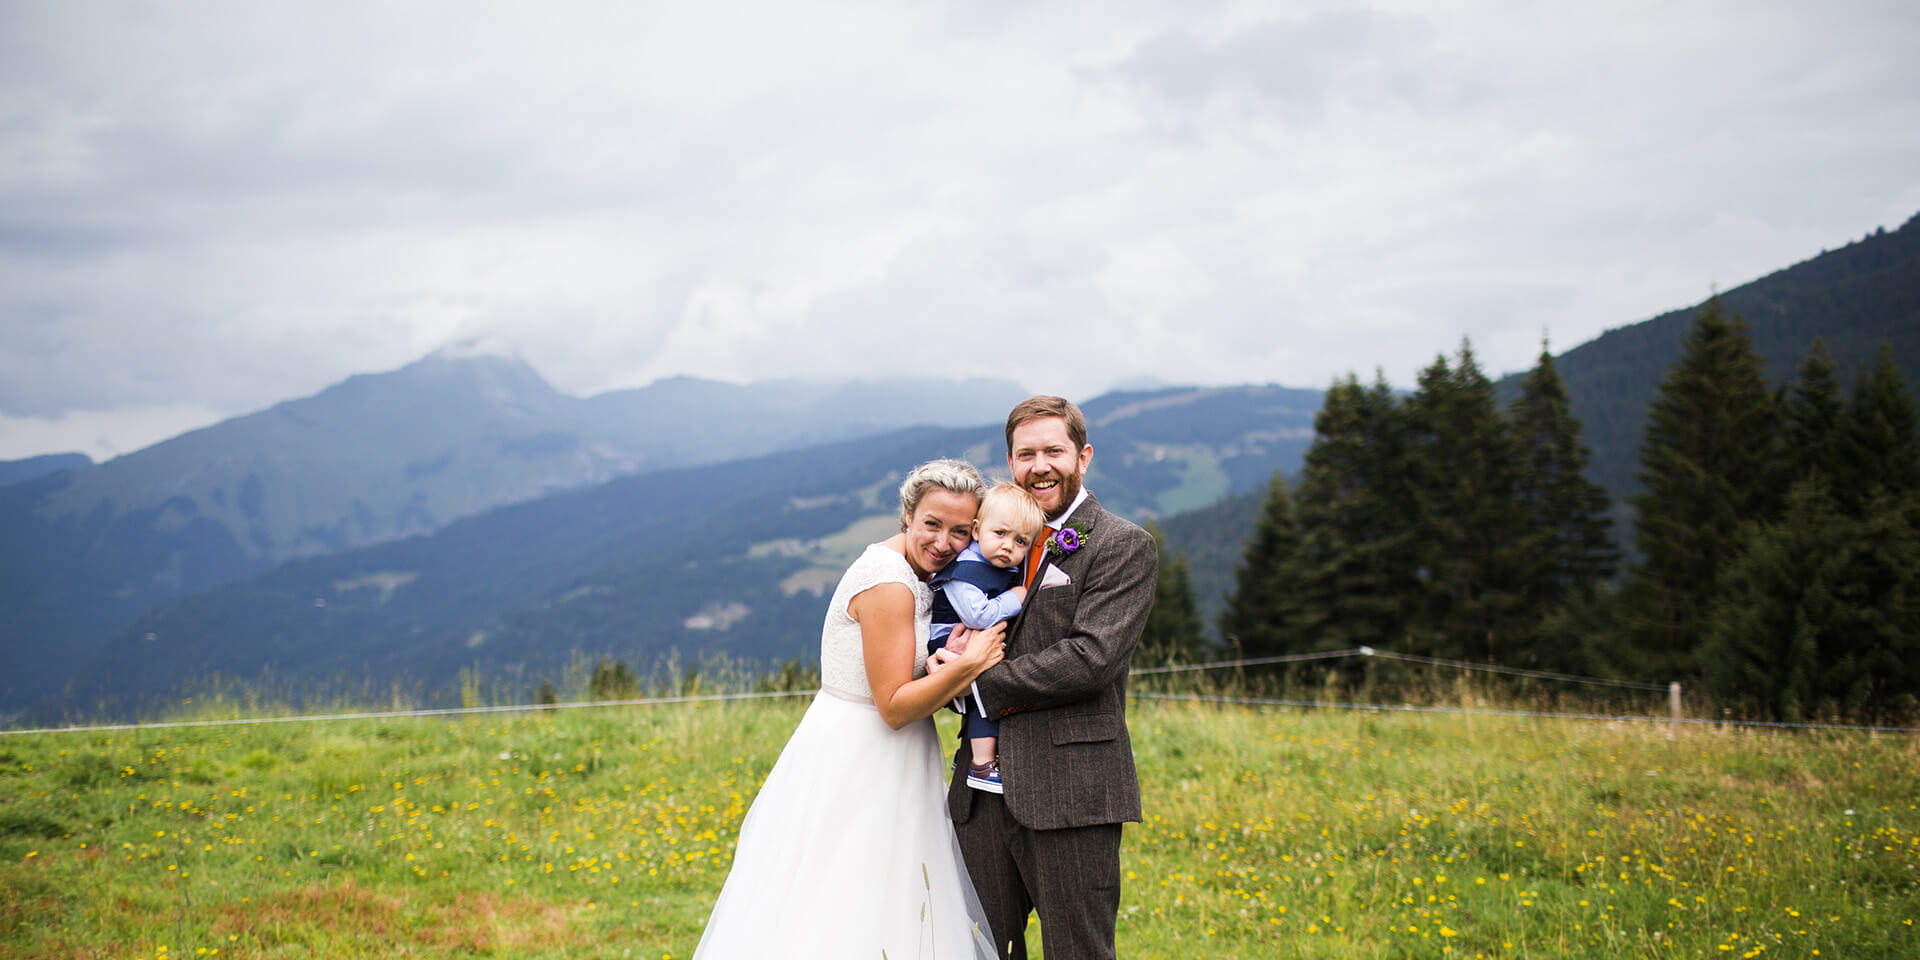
<box><xmin>428</xmin><ymin>336</ymin><xmax>526</xmax><ymax>363</ymax></box>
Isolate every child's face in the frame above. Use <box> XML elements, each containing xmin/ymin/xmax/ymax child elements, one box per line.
<box><xmin>974</xmin><ymin>506</ymin><xmax>1037</xmax><ymax>570</ymax></box>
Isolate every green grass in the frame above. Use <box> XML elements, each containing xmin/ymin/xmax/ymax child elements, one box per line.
<box><xmin>2</xmin><ymin>695</ymin><xmax>1916</xmax><ymax>958</ymax></box>
<box><xmin>1151</xmin><ymin>448</ymin><xmax>1232</xmax><ymax>516</ymax></box>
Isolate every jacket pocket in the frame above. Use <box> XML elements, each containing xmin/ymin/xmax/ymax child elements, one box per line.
<box><xmin>1029</xmin><ymin>580</ymin><xmax>1080</xmax><ymax>604</ymax></box>
<box><xmin>1050</xmin><ymin>713</ymin><xmax>1118</xmax><ymax>745</ymax></box>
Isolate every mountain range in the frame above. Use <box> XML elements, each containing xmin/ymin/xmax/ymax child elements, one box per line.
<box><xmin>6</xmin><ymin>212</ymin><xmax>1916</xmax><ymax>722</ymax></box>
<box><xmin>0</xmin><ymin>361</ymin><xmax>1030</xmax><ymax>713</ymax></box>
<box><xmin>1</xmin><ymin>361</ymin><xmax>1324</xmax><ymax>718</ymax></box>
<box><xmin>25</xmin><ymin>386</ymin><xmax>1325</xmax><ymax>721</ymax></box>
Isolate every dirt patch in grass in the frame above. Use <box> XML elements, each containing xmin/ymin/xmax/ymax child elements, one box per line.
<box><xmin>1</xmin><ymin>877</ymin><xmax>62</xmax><ymax>937</ymax></box>
<box><xmin>212</xmin><ymin>878</ymin><xmax>581</xmax><ymax>952</ymax></box>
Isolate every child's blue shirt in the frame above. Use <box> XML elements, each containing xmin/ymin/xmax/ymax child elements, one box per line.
<box><xmin>927</xmin><ymin>542</ymin><xmax>1023</xmax><ymax>650</ymax></box>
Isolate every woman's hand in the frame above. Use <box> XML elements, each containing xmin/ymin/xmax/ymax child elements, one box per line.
<box><xmin>854</xmin><ymin>585</ymin><xmax>1006</xmax><ymax>730</ymax></box>
<box><xmin>948</xmin><ymin>622</ymin><xmax>1005</xmax><ymax>679</ymax></box>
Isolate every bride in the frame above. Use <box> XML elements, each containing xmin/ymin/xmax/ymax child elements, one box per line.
<box><xmin>693</xmin><ymin>458</ymin><xmax>1005</xmax><ymax>959</ymax></box>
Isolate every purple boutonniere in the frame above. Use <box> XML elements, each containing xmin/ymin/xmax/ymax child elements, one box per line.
<box><xmin>1047</xmin><ymin>522</ymin><xmax>1088</xmax><ymax>561</ymax></box>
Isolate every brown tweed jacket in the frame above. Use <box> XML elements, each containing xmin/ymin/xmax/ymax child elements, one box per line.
<box><xmin>947</xmin><ymin>494</ymin><xmax>1158</xmax><ymax>830</ymax></box>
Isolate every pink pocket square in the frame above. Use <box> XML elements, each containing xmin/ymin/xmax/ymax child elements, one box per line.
<box><xmin>1039</xmin><ymin>565</ymin><xmax>1072</xmax><ymax>589</ymax></box>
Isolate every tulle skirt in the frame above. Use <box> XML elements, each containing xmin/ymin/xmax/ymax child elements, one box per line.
<box><xmin>692</xmin><ymin>690</ymin><xmax>997</xmax><ymax>959</ymax></box>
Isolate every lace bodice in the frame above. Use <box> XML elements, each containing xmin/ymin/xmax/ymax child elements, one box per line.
<box><xmin>819</xmin><ymin>543</ymin><xmax>933</xmax><ymax>700</ymax></box>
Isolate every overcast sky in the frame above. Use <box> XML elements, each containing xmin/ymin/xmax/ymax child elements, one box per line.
<box><xmin>3</xmin><ymin>1</ymin><xmax>1916</xmax><ymax>462</ymax></box>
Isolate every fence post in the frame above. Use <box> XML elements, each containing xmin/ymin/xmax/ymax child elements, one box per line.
<box><xmin>1668</xmin><ymin>682</ymin><xmax>1682</xmax><ymax>738</ymax></box>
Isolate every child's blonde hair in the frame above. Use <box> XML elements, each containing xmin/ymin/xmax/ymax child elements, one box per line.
<box><xmin>979</xmin><ymin>481</ymin><xmax>1046</xmax><ymax>539</ymax></box>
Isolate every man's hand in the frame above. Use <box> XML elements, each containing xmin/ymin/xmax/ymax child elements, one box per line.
<box><xmin>951</xmin><ymin>622</ymin><xmax>1006</xmax><ymax>673</ymax></box>
<box><xmin>945</xmin><ymin>625</ymin><xmax>972</xmax><ymax>654</ymax></box>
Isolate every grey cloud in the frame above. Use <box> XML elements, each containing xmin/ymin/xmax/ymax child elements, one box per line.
<box><xmin>2</xmin><ymin>1</ymin><xmax>1918</xmax><ymax>456</ymax></box>
<box><xmin>1096</xmin><ymin>11</ymin><xmax>1436</xmax><ymax>125</ymax></box>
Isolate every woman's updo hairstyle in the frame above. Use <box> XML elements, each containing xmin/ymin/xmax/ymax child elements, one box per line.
<box><xmin>897</xmin><ymin>458</ymin><xmax>987</xmax><ymax>530</ymax></box>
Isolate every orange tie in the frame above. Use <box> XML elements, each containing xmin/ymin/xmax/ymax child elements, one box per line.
<box><xmin>1023</xmin><ymin>525</ymin><xmax>1056</xmax><ymax>590</ymax></box>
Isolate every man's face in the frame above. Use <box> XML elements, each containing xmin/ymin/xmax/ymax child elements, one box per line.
<box><xmin>1008</xmin><ymin>416</ymin><xmax>1092</xmax><ymax>519</ymax></box>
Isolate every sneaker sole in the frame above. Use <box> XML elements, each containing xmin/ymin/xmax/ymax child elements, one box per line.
<box><xmin>965</xmin><ymin>774</ymin><xmax>1004</xmax><ymax>794</ymax></box>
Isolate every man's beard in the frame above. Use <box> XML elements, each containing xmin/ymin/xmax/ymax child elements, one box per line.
<box><xmin>1026</xmin><ymin>466</ymin><xmax>1083</xmax><ymax>519</ymax></box>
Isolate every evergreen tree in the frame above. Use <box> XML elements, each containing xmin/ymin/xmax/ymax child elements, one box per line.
<box><xmin>1510</xmin><ymin>341</ymin><xmax>1618</xmax><ymax>671</ymax></box>
<box><xmin>1218</xmin><ymin>472</ymin><xmax>1306</xmax><ymax>657</ymax></box>
<box><xmin>1836</xmin><ymin>487</ymin><xmax>1920</xmax><ymax>723</ymax></box>
<box><xmin>1619</xmin><ymin>297</ymin><xmax>1781</xmax><ymax>677</ymax></box>
<box><xmin>1142</xmin><ymin>522</ymin><xmax>1209</xmax><ymax>666</ymax></box>
<box><xmin>1294</xmin><ymin>373</ymin><xmax>1421</xmax><ymax>652</ymax></box>
<box><xmin>1401</xmin><ymin>339</ymin><xmax>1525</xmax><ymax>662</ymax></box>
<box><xmin>1838</xmin><ymin>342</ymin><xmax>1920</xmax><ymax>516</ymax></box>
<box><xmin>1830</xmin><ymin>348</ymin><xmax>1920</xmax><ymax>722</ymax></box>
<box><xmin>1705</xmin><ymin>477</ymin><xmax>1920</xmax><ymax>724</ymax></box>
<box><xmin>1702</xmin><ymin>479</ymin><xmax>1844</xmax><ymax>721</ymax></box>
<box><xmin>1784</xmin><ymin>337</ymin><xmax>1844</xmax><ymax>490</ymax></box>
<box><xmin>589</xmin><ymin>658</ymin><xmax>638</xmax><ymax>700</ymax></box>
<box><xmin>1534</xmin><ymin>582</ymin><xmax>1625</xmax><ymax>681</ymax></box>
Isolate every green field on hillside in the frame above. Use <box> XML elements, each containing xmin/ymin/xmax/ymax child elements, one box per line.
<box><xmin>3</xmin><ymin>695</ymin><xmax>1916</xmax><ymax>959</ymax></box>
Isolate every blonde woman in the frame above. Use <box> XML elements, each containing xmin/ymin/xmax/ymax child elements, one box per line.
<box><xmin>693</xmin><ymin>458</ymin><xmax>1003</xmax><ymax>959</ymax></box>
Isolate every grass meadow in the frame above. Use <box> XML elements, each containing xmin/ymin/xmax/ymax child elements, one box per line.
<box><xmin>2</xmin><ymin>684</ymin><xmax>1916</xmax><ymax>959</ymax></box>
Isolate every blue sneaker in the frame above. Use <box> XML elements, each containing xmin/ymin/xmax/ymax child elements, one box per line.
<box><xmin>966</xmin><ymin>760</ymin><xmax>1004</xmax><ymax>794</ymax></box>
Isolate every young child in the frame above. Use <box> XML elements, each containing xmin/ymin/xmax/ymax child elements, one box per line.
<box><xmin>926</xmin><ymin>481</ymin><xmax>1046</xmax><ymax>793</ymax></box>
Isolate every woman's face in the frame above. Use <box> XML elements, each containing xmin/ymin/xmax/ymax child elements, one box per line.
<box><xmin>903</xmin><ymin>488</ymin><xmax>978</xmax><ymax>578</ymax></box>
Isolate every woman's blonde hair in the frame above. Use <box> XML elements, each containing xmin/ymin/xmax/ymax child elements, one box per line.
<box><xmin>898</xmin><ymin>458</ymin><xmax>987</xmax><ymax>530</ymax></box>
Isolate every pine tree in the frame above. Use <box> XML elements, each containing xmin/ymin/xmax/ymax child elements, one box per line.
<box><xmin>1702</xmin><ymin>479</ymin><xmax>1844</xmax><ymax>721</ymax></box>
<box><xmin>1838</xmin><ymin>342</ymin><xmax>1920</xmax><ymax>516</ymax></box>
<box><xmin>1142</xmin><ymin>522</ymin><xmax>1209</xmax><ymax>666</ymax></box>
<box><xmin>1830</xmin><ymin>347</ymin><xmax>1920</xmax><ymax>722</ymax></box>
<box><xmin>1510</xmin><ymin>341</ymin><xmax>1619</xmax><ymax>671</ymax></box>
<box><xmin>590</xmin><ymin>658</ymin><xmax>637</xmax><ymax>700</ymax></box>
<box><xmin>1836</xmin><ymin>487</ymin><xmax>1920</xmax><ymax>723</ymax></box>
<box><xmin>1294</xmin><ymin>373</ymin><xmax>1421</xmax><ymax>652</ymax></box>
<box><xmin>1218</xmin><ymin>472</ymin><xmax>1306</xmax><ymax>658</ymax></box>
<box><xmin>1784</xmin><ymin>337</ymin><xmax>1844</xmax><ymax>490</ymax></box>
<box><xmin>1619</xmin><ymin>297</ymin><xmax>1782</xmax><ymax>677</ymax></box>
<box><xmin>1401</xmin><ymin>339</ymin><xmax>1525</xmax><ymax>662</ymax></box>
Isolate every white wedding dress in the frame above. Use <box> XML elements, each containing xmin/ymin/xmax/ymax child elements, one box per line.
<box><xmin>692</xmin><ymin>544</ymin><xmax>997</xmax><ymax>959</ymax></box>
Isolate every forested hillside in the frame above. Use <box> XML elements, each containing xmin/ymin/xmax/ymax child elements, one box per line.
<box><xmin>1168</xmin><ymin>213</ymin><xmax>1920</xmax><ymax>657</ymax></box>
<box><xmin>1199</xmin><ymin>300</ymin><xmax>1919</xmax><ymax>724</ymax></box>
<box><xmin>1512</xmin><ymin>213</ymin><xmax>1920</xmax><ymax>500</ymax></box>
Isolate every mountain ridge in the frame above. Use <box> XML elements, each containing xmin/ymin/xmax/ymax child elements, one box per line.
<box><xmin>34</xmin><ymin>385</ymin><xmax>1327</xmax><ymax>722</ymax></box>
<box><xmin>0</xmin><ymin>359</ymin><xmax>1034</xmax><ymax>712</ymax></box>
<box><xmin>0</xmin><ymin>452</ymin><xmax>91</xmax><ymax>489</ymax></box>
<box><xmin>1496</xmin><ymin>213</ymin><xmax>1920</xmax><ymax>500</ymax></box>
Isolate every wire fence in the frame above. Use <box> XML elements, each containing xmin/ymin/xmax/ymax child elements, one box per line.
<box><xmin>5</xmin><ymin>646</ymin><xmax>1915</xmax><ymax>738</ymax></box>
<box><xmin>1133</xmin><ymin>645</ymin><xmax>1671</xmax><ymax>691</ymax></box>
<box><xmin>1132</xmin><ymin>691</ymin><xmax>1920</xmax><ymax>734</ymax></box>
<box><xmin>0</xmin><ymin>690</ymin><xmax>812</xmax><ymax>738</ymax></box>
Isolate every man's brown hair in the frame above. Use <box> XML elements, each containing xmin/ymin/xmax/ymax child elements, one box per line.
<box><xmin>1005</xmin><ymin>395</ymin><xmax>1088</xmax><ymax>454</ymax></box>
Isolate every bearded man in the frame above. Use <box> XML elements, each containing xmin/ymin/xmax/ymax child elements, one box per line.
<box><xmin>946</xmin><ymin>395</ymin><xmax>1158</xmax><ymax>960</ymax></box>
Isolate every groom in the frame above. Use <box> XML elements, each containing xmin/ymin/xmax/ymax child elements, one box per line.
<box><xmin>948</xmin><ymin>395</ymin><xmax>1158</xmax><ymax>960</ymax></box>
